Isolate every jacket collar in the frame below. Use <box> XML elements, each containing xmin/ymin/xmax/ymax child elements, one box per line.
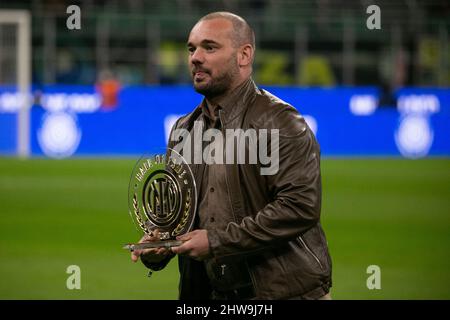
<box><xmin>179</xmin><ymin>78</ymin><xmax>258</xmax><ymax>130</ymax></box>
<box><xmin>199</xmin><ymin>77</ymin><xmax>258</xmax><ymax>125</ymax></box>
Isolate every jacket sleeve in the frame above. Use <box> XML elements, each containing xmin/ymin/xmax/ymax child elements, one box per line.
<box><xmin>141</xmin><ymin>252</ymin><xmax>175</xmax><ymax>271</ymax></box>
<box><xmin>207</xmin><ymin>104</ymin><xmax>322</xmax><ymax>259</ymax></box>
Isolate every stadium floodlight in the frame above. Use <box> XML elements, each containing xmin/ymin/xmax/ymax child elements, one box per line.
<box><xmin>0</xmin><ymin>10</ymin><xmax>31</xmax><ymax>158</ymax></box>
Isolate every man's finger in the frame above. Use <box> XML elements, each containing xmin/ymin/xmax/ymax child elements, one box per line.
<box><xmin>155</xmin><ymin>247</ymin><xmax>170</xmax><ymax>255</ymax></box>
<box><xmin>176</xmin><ymin>232</ymin><xmax>193</xmax><ymax>241</ymax></box>
<box><xmin>141</xmin><ymin>248</ymin><xmax>159</xmax><ymax>255</ymax></box>
<box><xmin>171</xmin><ymin>242</ymin><xmax>189</xmax><ymax>255</ymax></box>
<box><xmin>131</xmin><ymin>250</ymin><xmax>141</xmax><ymax>262</ymax></box>
<box><xmin>140</xmin><ymin>234</ymin><xmax>156</xmax><ymax>243</ymax></box>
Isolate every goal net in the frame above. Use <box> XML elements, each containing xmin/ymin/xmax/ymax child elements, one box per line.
<box><xmin>0</xmin><ymin>10</ymin><xmax>31</xmax><ymax>158</ymax></box>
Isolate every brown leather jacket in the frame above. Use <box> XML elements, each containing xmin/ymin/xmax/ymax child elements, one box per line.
<box><xmin>144</xmin><ymin>79</ymin><xmax>332</xmax><ymax>299</ymax></box>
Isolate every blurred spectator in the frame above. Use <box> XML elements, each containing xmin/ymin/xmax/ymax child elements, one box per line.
<box><xmin>96</xmin><ymin>69</ymin><xmax>121</xmax><ymax>111</ymax></box>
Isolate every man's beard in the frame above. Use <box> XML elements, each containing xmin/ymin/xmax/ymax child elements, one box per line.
<box><xmin>192</xmin><ymin>56</ymin><xmax>239</xmax><ymax>99</ymax></box>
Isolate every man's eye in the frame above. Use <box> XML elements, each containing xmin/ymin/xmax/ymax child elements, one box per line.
<box><xmin>188</xmin><ymin>47</ymin><xmax>195</xmax><ymax>53</ymax></box>
<box><xmin>205</xmin><ymin>46</ymin><xmax>215</xmax><ymax>52</ymax></box>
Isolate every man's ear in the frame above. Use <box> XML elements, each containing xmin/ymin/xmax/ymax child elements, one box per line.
<box><xmin>238</xmin><ymin>44</ymin><xmax>254</xmax><ymax>67</ymax></box>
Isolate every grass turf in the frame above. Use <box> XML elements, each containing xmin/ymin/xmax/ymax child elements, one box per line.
<box><xmin>0</xmin><ymin>157</ymin><xmax>449</xmax><ymax>299</ymax></box>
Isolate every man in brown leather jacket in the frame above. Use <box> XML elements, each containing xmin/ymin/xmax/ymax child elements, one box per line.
<box><xmin>131</xmin><ymin>11</ymin><xmax>332</xmax><ymax>300</ymax></box>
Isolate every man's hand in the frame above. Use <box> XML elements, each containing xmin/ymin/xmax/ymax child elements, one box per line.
<box><xmin>130</xmin><ymin>230</ymin><xmax>171</xmax><ymax>263</ymax></box>
<box><xmin>171</xmin><ymin>229</ymin><xmax>210</xmax><ymax>261</ymax></box>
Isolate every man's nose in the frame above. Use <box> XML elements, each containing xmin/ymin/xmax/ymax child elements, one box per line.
<box><xmin>190</xmin><ymin>48</ymin><xmax>205</xmax><ymax>64</ymax></box>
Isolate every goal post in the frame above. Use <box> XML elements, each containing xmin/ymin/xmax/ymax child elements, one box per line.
<box><xmin>0</xmin><ymin>10</ymin><xmax>31</xmax><ymax>158</ymax></box>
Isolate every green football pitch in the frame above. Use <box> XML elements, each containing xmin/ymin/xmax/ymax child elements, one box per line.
<box><xmin>0</xmin><ymin>157</ymin><xmax>449</xmax><ymax>299</ymax></box>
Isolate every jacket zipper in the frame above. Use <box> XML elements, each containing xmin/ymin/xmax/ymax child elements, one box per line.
<box><xmin>298</xmin><ymin>235</ymin><xmax>324</xmax><ymax>270</ymax></box>
<box><xmin>219</xmin><ymin>109</ymin><xmax>258</xmax><ymax>295</ymax></box>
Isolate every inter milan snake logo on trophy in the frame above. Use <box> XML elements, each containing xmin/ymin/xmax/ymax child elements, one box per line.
<box><xmin>145</xmin><ymin>170</ymin><xmax>181</xmax><ymax>226</ymax></box>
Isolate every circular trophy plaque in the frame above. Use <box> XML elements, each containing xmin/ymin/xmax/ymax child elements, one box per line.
<box><xmin>124</xmin><ymin>148</ymin><xmax>196</xmax><ymax>250</ymax></box>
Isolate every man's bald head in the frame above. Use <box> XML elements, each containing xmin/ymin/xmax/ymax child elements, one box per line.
<box><xmin>188</xmin><ymin>12</ymin><xmax>255</xmax><ymax>98</ymax></box>
<box><xmin>198</xmin><ymin>12</ymin><xmax>255</xmax><ymax>49</ymax></box>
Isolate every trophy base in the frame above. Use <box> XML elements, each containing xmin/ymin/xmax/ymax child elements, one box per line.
<box><xmin>123</xmin><ymin>240</ymin><xmax>183</xmax><ymax>251</ymax></box>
